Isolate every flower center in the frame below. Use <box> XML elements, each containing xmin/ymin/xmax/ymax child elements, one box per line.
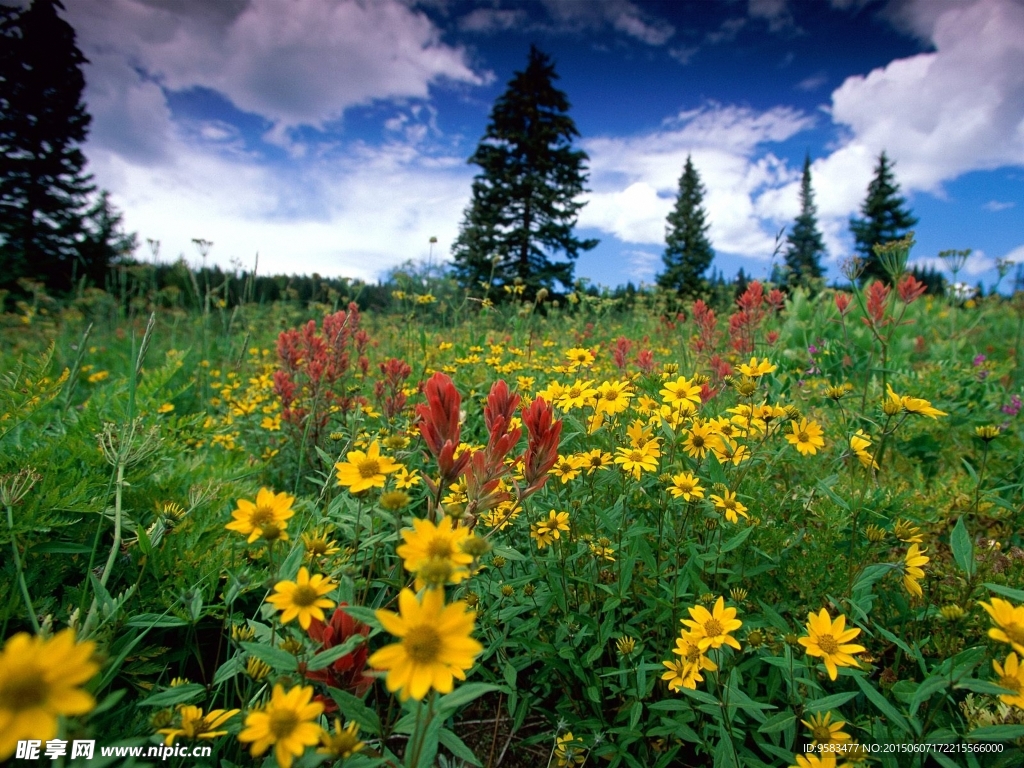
<box><xmin>404</xmin><ymin>625</ymin><xmax>442</xmax><ymax>663</ymax></box>
<box><xmin>292</xmin><ymin>585</ymin><xmax>319</xmax><ymax>607</ymax></box>
<box><xmin>691</xmin><ymin>434</ymin><xmax>705</xmax><ymax>448</ymax></box>
<box><xmin>723</xmin><ymin>500</ymin><xmax>736</xmax><ymax>511</ymax></box>
<box><xmin>703</xmin><ymin>618</ymin><xmax>723</xmax><ymax>637</ymax></box>
<box><xmin>260</xmin><ymin>523</ymin><xmax>282</xmax><ymax>541</ymax></box>
<box><xmin>812</xmin><ymin>724</ymin><xmax>832</xmax><ymax>743</ymax></box>
<box><xmin>427</xmin><ymin>538</ymin><xmax>454</xmax><ymax>558</ymax></box>
<box><xmin>818</xmin><ymin>633</ymin><xmax>840</xmax><ymax>655</ymax></box>
<box><xmin>678</xmin><ymin>481</ymin><xmax>693</xmax><ymax>492</ymax></box>
<box><xmin>2</xmin><ymin>670</ymin><xmax>48</xmax><ymax>710</ymax></box>
<box><xmin>357</xmin><ymin>458</ymin><xmax>381</xmax><ymax>479</ymax></box>
<box><xmin>629</xmin><ymin>450</ymin><xmax>643</xmax><ymax>462</ymax></box>
<box><xmin>269</xmin><ymin>709</ymin><xmax>299</xmax><ymax>739</ymax></box>
<box><xmin>798</xmin><ymin>431</ymin><xmax>809</xmax><ymax>442</ymax></box>
<box><xmin>603</xmin><ymin>389</ymin><xmax>619</xmax><ymax>401</ymax></box>
<box><xmin>251</xmin><ymin>506</ymin><xmax>275</xmax><ymax>526</ymax></box>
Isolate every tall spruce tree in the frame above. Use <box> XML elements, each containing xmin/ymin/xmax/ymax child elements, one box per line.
<box><xmin>850</xmin><ymin>151</ymin><xmax>917</xmax><ymax>283</ymax></box>
<box><xmin>784</xmin><ymin>154</ymin><xmax>825</xmax><ymax>285</ymax></box>
<box><xmin>451</xmin><ymin>45</ymin><xmax>597</xmax><ymax>299</ymax></box>
<box><xmin>0</xmin><ymin>0</ymin><xmax>95</xmax><ymax>294</ymax></box>
<box><xmin>657</xmin><ymin>155</ymin><xmax>714</xmax><ymax>296</ymax></box>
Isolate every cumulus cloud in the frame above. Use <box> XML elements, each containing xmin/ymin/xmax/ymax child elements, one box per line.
<box><xmin>538</xmin><ymin>0</ymin><xmax>675</xmax><ymax>45</ymax></box>
<box><xmin>580</xmin><ymin>105</ymin><xmax>815</xmax><ymax>258</ymax></box>
<box><xmin>984</xmin><ymin>200</ymin><xmax>1016</xmax><ymax>211</ymax></box>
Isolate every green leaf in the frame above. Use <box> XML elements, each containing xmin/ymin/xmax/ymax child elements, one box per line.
<box><xmin>956</xmin><ymin>679</ymin><xmax>1020</xmax><ymax>696</ymax></box>
<box><xmin>909</xmin><ymin>675</ymin><xmax>950</xmax><ymax>718</ymax></box>
<box><xmin>950</xmin><ymin>517</ymin><xmax>975</xmax><ymax>576</ymax></box>
<box><xmin>436</xmin><ymin>683</ymin><xmax>500</xmax><ymax>717</ymax></box>
<box><xmin>240</xmin><ymin>642</ymin><xmax>298</xmax><ymax>672</ymax></box>
<box><xmin>804</xmin><ymin>691</ymin><xmax>859</xmax><ymax>712</ymax></box>
<box><xmin>983</xmin><ymin>583</ymin><xmax>1024</xmax><ymax>602</ymax></box>
<box><xmin>968</xmin><ymin>725</ymin><xmax>1024</xmax><ymax>741</ymax></box>
<box><xmin>139</xmin><ymin>683</ymin><xmax>205</xmax><ymax>707</ymax></box>
<box><xmin>305</xmin><ymin>635</ymin><xmax>365</xmax><ymax>671</ymax></box>
<box><xmin>328</xmin><ymin>689</ymin><xmax>381</xmax><ymax>734</ymax></box>
<box><xmin>854</xmin><ymin>675</ymin><xmax>915</xmax><ymax>736</ymax></box>
<box><xmin>757</xmin><ymin>711</ymin><xmax>796</xmax><ymax>734</ymax></box>
<box><xmin>212</xmin><ymin>656</ymin><xmax>245</xmax><ymax>686</ymax></box>
<box><xmin>29</xmin><ymin>542</ymin><xmax>93</xmax><ymax>555</ymax></box>
<box><xmin>439</xmin><ymin>728</ymin><xmax>482</xmax><ymax>766</ymax></box>
<box><xmin>720</xmin><ymin>525</ymin><xmax>754</xmax><ymax>553</ymax></box>
<box><xmin>125</xmin><ymin>613</ymin><xmax>190</xmax><ymax>628</ymax></box>
<box><xmin>338</xmin><ymin>605</ymin><xmax>382</xmax><ymax>630</ymax></box>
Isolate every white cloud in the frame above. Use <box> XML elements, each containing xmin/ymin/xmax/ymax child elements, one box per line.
<box><xmin>539</xmin><ymin>0</ymin><xmax>675</xmax><ymax>45</ymax></box>
<box><xmin>624</xmin><ymin>250</ymin><xmax>660</xmax><ymax>283</ymax></box>
<box><xmin>458</xmin><ymin>8</ymin><xmax>529</xmax><ymax>34</ymax></box>
<box><xmin>984</xmin><ymin>200</ymin><xmax>1016</xmax><ymax>211</ymax></box>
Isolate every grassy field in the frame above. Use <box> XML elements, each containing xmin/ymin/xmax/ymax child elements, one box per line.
<box><xmin>1</xmin><ymin>271</ymin><xmax>1023</xmax><ymax>768</ymax></box>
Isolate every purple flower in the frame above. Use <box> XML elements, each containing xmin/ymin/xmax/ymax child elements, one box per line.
<box><xmin>1002</xmin><ymin>394</ymin><xmax>1022</xmax><ymax>417</ymax></box>
<box><xmin>808</xmin><ymin>345</ymin><xmax>819</xmax><ymax>356</ymax></box>
<box><xmin>973</xmin><ymin>354</ymin><xmax>986</xmax><ymax>366</ymax></box>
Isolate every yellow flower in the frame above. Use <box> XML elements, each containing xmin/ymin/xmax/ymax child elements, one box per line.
<box><xmin>319</xmin><ymin>718</ymin><xmax>364</xmax><ymax>758</ymax></box>
<box><xmin>369</xmin><ymin>588</ymin><xmax>482</xmax><ymax>701</ymax></box>
<box><xmin>225</xmin><ymin>488</ymin><xmax>295</xmax><ymax>544</ymax></box>
<box><xmin>266</xmin><ymin>567</ymin><xmax>337</xmax><ymax>629</ymax></box>
<box><xmin>660</xmin><ymin>376</ymin><xmax>701</xmax><ymax>406</ymax></box>
<box><xmin>737</xmin><ymin>357</ymin><xmax>777</xmax><ymax>377</ymax></box>
<box><xmin>786</xmin><ymin>419</ymin><xmax>825</xmax><ymax>456</ymax></box>
<box><xmin>991</xmin><ymin>653</ymin><xmax>1024</xmax><ymax>708</ymax></box>
<box><xmin>711</xmin><ymin>436</ymin><xmax>750</xmax><ymax>466</ymax></box>
<box><xmin>594</xmin><ymin>380</ymin><xmax>633</xmax><ymax>416</ymax></box>
<box><xmin>556</xmin><ymin>379</ymin><xmax>597</xmax><ymax>411</ymax></box>
<box><xmin>550</xmin><ymin>454</ymin><xmax>585</xmax><ymax>483</ymax></box>
<box><xmin>980</xmin><ymin>598</ymin><xmax>1024</xmax><ymax>654</ymax></box>
<box><xmin>565</xmin><ymin>347</ymin><xmax>596</xmax><ymax>369</ymax></box>
<box><xmin>902</xmin><ymin>544</ymin><xmax>929</xmax><ymax>598</ymax></box>
<box><xmin>887</xmin><ymin>385</ymin><xmax>947</xmax><ymax>419</ymax></box>
<box><xmin>555</xmin><ymin>731</ymin><xmax>586</xmax><ymax>766</ymax></box>
<box><xmin>801</xmin><ymin>711</ymin><xmax>851</xmax><ymax>746</ymax></box>
<box><xmin>893</xmin><ymin>519</ymin><xmax>923</xmax><ymax>544</ymax></box>
<box><xmin>580</xmin><ymin>448</ymin><xmax>613</xmax><ymax>474</ymax></box>
<box><xmin>157</xmin><ymin>403</ymin><xmax>175</xmax><ymax>414</ymax></box>
<box><xmin>614</xmin><ymin>442</ymin><xmax>659</xmax><ymax>480</ymax></box>
<box><xmin>849</xmin><ymin>430</ymin><xmax>877</xmax><ymax>469</ymax></box>
<box><xmin>531</xmin><ymin>510</ymin><xmax>571</xmax><ymax>550</ymax></box>
<box><xmin>682</xmin><ymin>420</ymin><xmax>717</xmax><ymax>459</ymax></box>
<box><xmin>710</xmin><ymin>490</ymin><xmax>748</xmax><ymax>524</ymax></box>
<box><xmin>396</xmin><ymin>516</ymin><xmax>474</xmax><ymax>588</ymax></box>
<box><xmin>237</xmin><ymin>684</ymin><xmax>323</xmax><ymax>768</ymax></box>
<box><xmin>335</xmin><ymin>441</ymin><xmax>402</xmax><ymax>493</ymax></box>
<box><xmin>791</xmin><ymin>752</ymin><xmax>838</xmax><ymax>768</ymax></box>
<box><xmin>798</xmin><ymin>608</ymin><xmax>865</xmax><ymax>680</ymax></box>
<box><xmin>301</xmin><ymin>529</ymin><xmax>341</xmax><ymax>559</ymax></box>
<box><xmin>158</xmin><ymin>705</ymin><xmax>239</xmax><ymax>745</ymax></box>
<box><xmin>681</xmin><ymin>597</ymin><xmax>742</xmax><ymax>652</ymax></box>
<box><xmin>87</xmin><ymin>370</ymin><xmax>109</xmax><ymax>383</ymax></box>
<box><xmin>393</xmin><ymin>467</ymin><xmax>421</xmax><ymax>489</ymax></box>
<box><xmin>0</xmin><ymin>629</ymin><xmax>99</xmax><ymax>760</ymax></box>
<box><xmin>668</xmin><ymin>472</ymin><xmax>705</xmax><ymax>502</ymax></box>
<box><xmin>665</xmin><ymin>631</ymin><xmax>718</xmax><ymax>690</ymax></box>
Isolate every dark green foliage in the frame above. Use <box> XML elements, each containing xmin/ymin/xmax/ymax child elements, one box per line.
<box><xmin>909</xmin><ymin>264</ymin><xmax>947</xmax><ymax>296</ymax></box>
<box><xmin>657</xmin><ymin>155</ymin><xmax>714</xmax><ymax>296</ymax></box>
<box><xmin>0</xmin><ymin>0</ymin><xmax>96</xmax><ymax>294</ymax></box>
<box><xmin>850</xmin><ymin>151</ymin><xmax>918</xmax><ymax>283</ymax></box>
<box><xmin>451</xmin><ymin>45</ymin><xmax>597</xmax><ymax>300</ymax></box>
<box><xmin>784</xmin><ymin>154</ymin><xmax>825</xmax><ymax>285</ymax></box>
<box><xmin>77</xmin><ymin>190</ymin><xmax>137</xmax><ymax>286</ymax></box>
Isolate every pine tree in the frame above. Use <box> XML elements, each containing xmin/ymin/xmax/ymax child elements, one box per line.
<box><xmin>849</xmin><ymin>151</ymin><xmax>917</xmax><ymax>283</ymax></box>
<box><xmin>657</xmin><ymin>155</ymin><xmax>714</xmax><ymax>296</ymax></box>
<box><xmin>451</xmin><ymin>45</ymin><xmax>597</xmax><ymax>300</ymax></box>
<box><xmin>77</xmin><ymin>190</ymin><xmax>136</xmax><ymax>287</ymax></box>
<box><xmin>784</xmin><ymin>154</ymin><xmax>825</xmax><ymax>285</ymax></box>
<box><xmin>0</xmin><ymin>0</ymin><xmax>95</xmax><ymax>295</ymax></box>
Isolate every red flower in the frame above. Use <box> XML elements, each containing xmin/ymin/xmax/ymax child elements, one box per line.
<box><xmin>416</xmin><ymin>373</ymin><xmax>470</xmax><ymax>485</ymax></box>
<box><xmin>863</xmin><ymin>280</ymin><xmax>891</xmax><ymax>326</ymax></box>
<box><xmin>521</xmin><ymin>396</ymin><xmax>561</xmax><ymax>497</ymax></box>
<box><xmin>897</xmin><ymin>274</ymin><xmax>926</xmax><ymax>304</ymax></box>
<box><xmin>834</xmin><ymin>292</ymin><xmax>852</xmax><ymax>316</ymax></box>
<box><xmin>304</xmin><ymin>605</ymin><xmax>373</xmax><ymax>708</ymax></box>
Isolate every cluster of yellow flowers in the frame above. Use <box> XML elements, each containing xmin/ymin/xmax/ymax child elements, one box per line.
<box><xmin>662</xmin><ymin>597</ymin><xmax>741</xmax><ymax>691</ymax></box>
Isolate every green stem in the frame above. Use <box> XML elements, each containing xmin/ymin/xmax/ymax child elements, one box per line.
<box><xmin>6</xmin><ymin>503</ymin><xmax>40</xmax><ymax>633</ymax></box>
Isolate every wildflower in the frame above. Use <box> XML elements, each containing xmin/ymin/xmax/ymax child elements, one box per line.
<box><xmin>588</xmin><ymin>540</ymin><xmax>616</xmax><ymax>561</ymax></box>
<box><xmin>614</xmin><ymin>442</ymin><xmax>659</xmax><ymax>480</ymax></box>
<box><xmin>531</xmin><ymin>510</ymin><xmax>571</xmax><ymax>550</ymax></box>
<box><xmin>786</xmin><ymin>419</ymin><xmax>825</xmax><ymax>456</ymax></box>
<box><xmin>798</xmin><ymin>608</ymin><xmax>865</xmax><ymax>680</ymax></box>
<box><xmin>157</xmin><ymin>705</ymin><xmax>239</xmax><ymax>745</ymax></box>
<box><xmin>87</xmin><ymin>370</ymin><xmax>109</xmax><ymax>383</ymax></box>
<box><xmin>594</xmin><ymin>380</ymin><xmax>633</xmax><ymax>416</ymax></box>
<box><xmin>306</xmin><ymin>606</ymin><xmax>373</xmax><ymax>697</ymax></box>
<box><xmin>556</xmin><ymin>380</ymin><xmax>597</xmax><ymax>411</ymax></box>
<box><xmin>157</xmin><ymin>403</ymin><xmax>174</xmax><ymax>414</ymax></box>
<box><xmin>396</xmin><ymin>516</ymin><xmax>473</xmax><ymax>587</ymax></box>
<box><xmin>379</xmin><ymin>489</ymin><xmax>411</xmax><ymax>511</ymax></box>
<box><xmin>368</xmin><ymin>587</ymin><xmax>482</xmax><ymax>701</ymax></box>
<box><xmin>226</xmin><ymin>488</ymin><xmax>295</xmax><ymax>544</ymax></box>
<box><xmin>991</xmin><ymin>653</ymin><xmax>1024</xmax><ymax>708</ymax></box>
<box><xmin>730</xmin><ymin>587</ymin><xmax>748</xmax><ymax>603</ymax></box>
<box><xmin>237</xmin><ymin>684</ymin><xmax>323</xmax><ymax>768</ymax></box>
<box><xmin>664</xmin><ymin>632</ymin><xmax>718</xmax><ymax>690</ymax></box>
<box><xmin>393</xmin><ymin>467</ymin><xmax>421</xmax><ymax>489</ymax></box>
<box><xmin>886</xmin><ymin>385</ymin><xmax>947</xmax><ymax>419</ymax></box>
<box><xmin>825</xmin><ymin>383</ymin><xmax>853</xmax><ymax>400</ymax></box>
<box><xmin>681</xmin><ymin>597</ymin><xmax>742</xmax><ymax>651</ymax></box>
<box><xmin>335</xmin><ymin>441</ymin><xmax>402</xmax><ymax>493</ymax></box>
<box><xmin>660</xmin><ymin>376</ymin><xmax>702</xmax><ymax>407</ymax></box>
<box><xmin>849</xmin><ymin>430</ymin><xmax>877</xmax><ymax>469</ymax></box>
<box><xmin>302</xmin><ymin>529</ymin><xmax>340</xmax><ymax>559</ymax></box>
<box><xmin>902</xmin><ymin>544</ymin><xmax>929</xmax><ymax>598</ymax></box>
<box><xmin>939</xmin><ymin>604</ymin><xmax>965</xmax><ymax>621</ymax></box>
<box><xmin>710</xmin><ymin>490</ymin><xmax>748</xmax><ymax>524</ymax></box>
<box><xmin>979</xmin><ymin>598</ymin><xmax>1024</xmax><ymax>654</ymax></box>
<box><xmin>682</xmin><ymin>420</ymin><xmax>717</xmax><ymax>459</ymax></box>
<box><xmin>550</xmin><ymin>454</ymin><xmax>584</xmax><ymax>483</ymax></box>
<box><xmin>668</xmin><ymin>472</ymin><xmax>705</xmax><ymax>502</ymax></box>
<box><xmin>801</xmin><ymin>711</ymin><xmax>851</xmax><ymax>746</ymax></box>
<box><xmin>790</xmin><ymin>752</ymin><xmax>838</xmax><ymax>768</ymax></box>
<box><xmin>616</xmin><ymin>636</ymin><xmax>636</xmax><ymax>657</ymax></box>
<box><xmin>319</xmin><ymin>719</ymin><xmax>364</xmax><ymax>759</ymax></box>
<box><xmin>267</xmin><ymin>567</ymin><xmax>337</xmax><ymax>630</ymax></box>
<box><xmin>893</xmin><ymin>519</ymin><xmax>923</xmax><ymax>544</ymax></box>
<box><xmin>975</xmin><ymin>425</ymin><xmax>1000</xmax><ymax>442</ymax></box>
<box><xmin>0</xmin><ymin>629</ymin><xmax>99</xmax><ymax>760</ymax></box>
<box><xmin>565</xmin><ymin>347</ymin><xmax>595</xmax><ymax>369</ymax></box>
<box><xmin>245</xmin><ymin>657</ymin><xmax>271</xmax><ymax>682</ymax></box>
<box><xmin>552</xmin><ymin>731</ymin><xmax>586</xmax><ymax>766</ymax></box>
<box><xmin>231</xmin><ymin>623</ymin><xmax>256</xmax><ymax>643</ymax></box>
<box><xmin>581</xmin><ymin>448</ymin><xmax>613</xmax><ymax>474</ymax></box>
<box><xmin>738</xmin><ymin>357</ymin><xmax>777</xmax><ymax>378</ymax></box>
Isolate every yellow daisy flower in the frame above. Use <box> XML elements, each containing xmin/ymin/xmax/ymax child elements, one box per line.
<box><xmin>0</xmin><ymin>629</ymin><xmax>99</xmax><ymax>760</ymax></box>
<box><xmin>660</xmin><ymin>375</ymin><xmax>701</xmax><ymax>406</ymax></box>
<box><xmin>786</xmin><ymin>419</ymin><xmax>825</xmax><ymax>456</ymax></box>
<box><xmin>396</xmin><ymin>516</ymin><xmax>474</xmax><ymax>587</ymax></box>
<box><xmin>737</xmin><ymin>357</ymin><xmax>777</xmax><ymax>377</ymax></box>
<box><xmin>318</xmin><ymin>719</ymin><xmax>364</xmax><ymax>759</ymax></box>
<box><xmin>902</xmin><ymin>544</ymin><xmax>929</xmax><ymax>598</ymax></box>
<box><xmin>614</xmin><ymin>442</ymin><xmax>660</xmax><ymax>480</ymax></box>
<box><xmin>237</xmin><ymin>684</ymin><xmax>323</xmax><ymax>768</ymax></box>
<box><xmin>565</xmin><ymin>347</ymin><xmax>596</xmax><ymax>369</ymax></box>
<box><xmin>550</xmin><ymin>454</ymin><xmax>585</xmax><ymax>483</ymax></box>
<box><xmin>798</xmin><ymin>608</ymin><xmax>865</xmax><ymax>680</ymax></box>
<box><xmin>791</xmin><ymin>752</ymin><xmax>837</xmax><ymax>768</ymax></box>
<box><xmin>709</xmin><ymin>490</ymin><xmax>748</xmax><ymax>523</ymax></box>
<box><xmin>980</xmin><ymin>598</ymin><xmax>1024</xmax><ymax>654</ymax></box>
<box><xmin>682</xmin><ymin>420</ymin><xmax>717</xmax><ymax>459</ymax></box>
<box><xmin>681</xmin><ymin>597</ymin><xmax>742</xmax><ymax>651</ymax></box>
<box><xmin>157</xmin><ymin>705</ymin><xmax>240</xmax><ymax>745</ymax></box>
<box><xmin>225</xmin><ymin>488</ymin><xmax>295</xmax><ymax>543</ymax></box>
<box><xmin>368</xmin><ymin>587</ymin><xmax>482</xmax><ymax>701</ymax></box>
<box><xmin>991</xmin><ymin>653</ymin><xmax>1024</xmax><ymax>708</ymax></box>
<box><xmin>556</xmin><ymin>380</ymin><xmax>597</xmax><ymax>411</ymax></box>
<box><xmin>555</xmin><ymin>730</ymin><xmax>586</xmax><ymax>766</ymax></box>
<box><xmin>668</xmin><ymin>472</ymin><xmax>705</xmax><ymax>502</ymax></box>
<box><xmin>801</xmin><ymin>711</ymin><xmax>851</xmax><ymax>746</ymax></box>
<box><xmin>335</xmin><ymin>440</ymin><xmax>402</xmax><ymax>493</ymax></box>
<box><xmin>266</xmin><ymin>567</ymin><xmax>337</xmax><ymax>629</ymax></box>
<box><xmin>848</xmin><ymin>430</ymin><xmax>877</xmax><ymax>468</ymax></box>
<box><xmin>594</xmin><ymin>380</ymin><xmax>633</xmax><ymax>416</ymax></box>
<box><xmin>530</xmin><ymin>510</ymin><xmax>571</xmax><ymax>550</ymax></box>
<box><xmin>580</xmin><ymin>448</ymin><xmax>613</xmax><ymax>474</ymax></box>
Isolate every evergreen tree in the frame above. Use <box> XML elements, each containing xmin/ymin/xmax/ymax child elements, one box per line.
<box><xmin>850</xmin><ymin>151</ymin><xmax>917</xmax><ymax>283</ymax></box>
<box><xmin>77</xmin><ymin>190</ymin><xmax>136</xmax><ymax>287</ymax></box>
<box><xmin>657</xmin><ymin>155</ymin><xmax>714</xmax><ymax>296</ymax></box>
<box><xmin>451</xmin><ymin>45</ymin><xmax>597</xmax><ymax>299</ymax></box>
<box><xmin>784</xmin><ymin>154</ymin><xmax>825</xmax><ymax>285</ymax></box>
<box><xmin>0</xmin><ymin>0</ymin><xmax>95</xmax><ymax>294</ymax></box>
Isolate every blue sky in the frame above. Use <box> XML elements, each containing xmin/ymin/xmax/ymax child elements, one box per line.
<box><xmin>61</xmin><ymin>0</ymin><xmax>1024</xmax><ymax>290</ymax></box>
